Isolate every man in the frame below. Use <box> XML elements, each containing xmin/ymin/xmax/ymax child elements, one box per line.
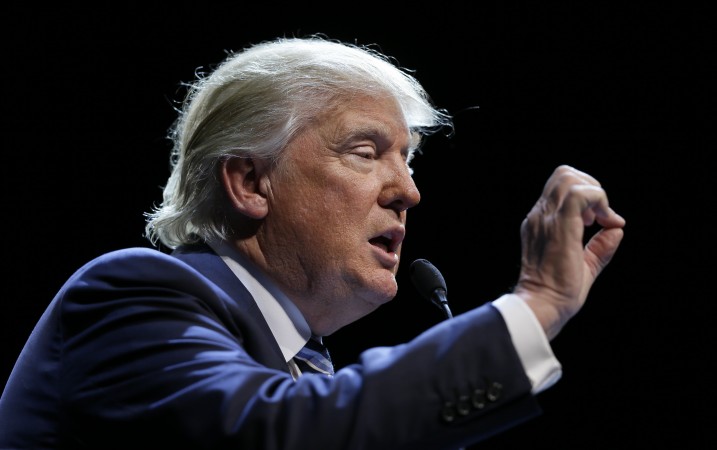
<box><xmin>0</xmin><ymin>35</ymin><xmax>625</xmax><ymax>449</ymax></box>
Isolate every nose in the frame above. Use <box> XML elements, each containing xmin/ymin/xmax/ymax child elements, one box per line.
<box><xmin>378</xmin><ymin>156</ymin><xmax>421</xmax><ymax>213</ymax></box>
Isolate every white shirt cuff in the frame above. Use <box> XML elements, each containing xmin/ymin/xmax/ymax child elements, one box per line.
<box><xmin>492</xmin><ymin>293</ymin><xmax>563</xmax><ymax>393</ymax></box>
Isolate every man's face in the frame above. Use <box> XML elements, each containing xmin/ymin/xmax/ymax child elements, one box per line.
<box><xmin>259</xmin><ymin>95</ymin><xmax>421</xmax><ymax>335</ymax></box>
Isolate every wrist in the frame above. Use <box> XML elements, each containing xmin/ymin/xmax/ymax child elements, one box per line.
<box><xmin>512</xmin><ymin>287</ymin><xmax>568</xmax><ymax>341</ymax></box>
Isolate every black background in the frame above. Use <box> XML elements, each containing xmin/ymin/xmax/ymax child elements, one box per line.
<box><xmin>1</xmin><ymin>3</ymin><xmax>708</xmax><ymax>448</ymax></box>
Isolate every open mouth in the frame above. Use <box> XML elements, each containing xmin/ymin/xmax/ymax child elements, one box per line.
<box><xmin>369</xmin><ymin>235</ymin><xmax>393</xmax><ymax>252</ymax></box>
<box><xmin>369</xmin><ymin>227</ymin><xmax>404</xmax><ymax>254</ymax></box>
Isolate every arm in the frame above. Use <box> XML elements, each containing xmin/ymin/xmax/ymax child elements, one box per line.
<box><xmin>59</xmin><ymin>249</ymin><xmax>538</xmax><ymax>450</ymax></box>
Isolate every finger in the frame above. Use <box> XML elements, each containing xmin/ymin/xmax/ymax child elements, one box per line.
<box><xmin>561</xmin><ymin>184</ymin><xmax>611</xmax><ymax>225</ymax></box>
<box><xmin>565</xmin><ymin>165</ymin><xmax>602</xmax><ymax>187</ymax></box>
<box><xmin>543</xmin><ymin>166</ymin><xmax>602</xmax><ymax>214</ymax></box>
<box><xmin>552</xmin><ymin>167</ymin><xmax>625</xmax><ymax>227</ymax></box>
<box><xmin>584</xmin><ymin>227</ymin><xmax>626</xmax><ymax>278</ymax></box>
<box><xmin>543</xmin><ymin>165</ymin><xmax>601</xmax><ymax>196</ymax></box>
<box><xmin>595</xmin><ymin>206</ymin><xmax>626</xmax><ymax>229</ymax></box>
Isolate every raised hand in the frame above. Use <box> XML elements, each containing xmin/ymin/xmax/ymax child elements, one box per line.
<box><xmin>513</xmin><ymin>165</ymin><xmax>626</xmax><ymax>340</ymax></box>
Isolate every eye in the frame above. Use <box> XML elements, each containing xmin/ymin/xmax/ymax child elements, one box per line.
<box><xmin>351</xmin><ymin>145</ymin><xmax>377</xmax><ymax>160</ymax></box>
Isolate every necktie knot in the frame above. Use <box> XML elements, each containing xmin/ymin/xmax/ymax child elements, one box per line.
<box><xmin>294</xmin><ymin>336</ymin><xmax>334</xmax><ymax>376</ymax></box>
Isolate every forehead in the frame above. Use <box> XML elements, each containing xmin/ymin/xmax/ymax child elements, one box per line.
<box><xmin>316</xmin><ymin>95</ymin><xmax>410</xmax><ymax>143</ymax></box>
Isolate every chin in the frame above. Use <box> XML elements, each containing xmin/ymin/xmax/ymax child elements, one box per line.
<box><xmin>344</xmin><ymin>266</ymin><xmax>398</xmax><ymax>304</ymax></box>
<box><xmin>371</xmin><ymin>282</ymin><xmax>398</xmax><ymax>306</ymax></box>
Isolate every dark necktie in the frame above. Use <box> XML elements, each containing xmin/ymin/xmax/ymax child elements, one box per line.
<box><xmin>294</xmin><ymin>335</ymin><xmax>334</xmax><ymax>376</ymax></box>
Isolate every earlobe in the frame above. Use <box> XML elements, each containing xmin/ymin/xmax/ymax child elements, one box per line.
<box><xmin>221</xmin><ymin>157</ymin><xmax>269</xmax><ymax>219</ymax></box>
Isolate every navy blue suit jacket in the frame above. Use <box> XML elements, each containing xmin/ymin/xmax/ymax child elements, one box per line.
<box><xmin>0</xmin><ymin>244</ymin><xmax>541</xmax><ymax>449</ymax></box>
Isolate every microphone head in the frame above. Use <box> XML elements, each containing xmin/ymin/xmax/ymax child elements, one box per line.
<box><xmin>409</xmin><ymin>258</ymin><xmax>447</xmax><ymax>301</ymax></box>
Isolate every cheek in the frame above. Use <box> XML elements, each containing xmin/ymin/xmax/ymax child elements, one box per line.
<box><xmin>308</xmin><ymin>189</ymin><xmax>374</xmax><ymax>253</ymax></box>
<box><xmin>309</xmin><ymin>172</ymin><xmax>376</xmax><ymax>215</ymax></box>
<box><xmin>272</xmin><ymin>164</ymin><xmax>379</xmax><ymax>237</ymax></box>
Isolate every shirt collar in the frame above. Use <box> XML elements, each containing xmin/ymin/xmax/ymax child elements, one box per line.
<box><xmin>208</xmin><ymin>240</ymin><xmax>311</xmax><ymax>362</ymax></box>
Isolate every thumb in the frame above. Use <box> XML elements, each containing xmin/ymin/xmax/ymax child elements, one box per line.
<box><xmin>585</xmin><ymin>227</ymin><xmax>625</xmax><ymax>279</ymax></box>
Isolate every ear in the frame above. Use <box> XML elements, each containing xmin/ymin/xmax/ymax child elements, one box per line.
<box><xmin>221</xmin><ymin>156</ymin><xmax>270</xmax><ymax>220</ymax></box>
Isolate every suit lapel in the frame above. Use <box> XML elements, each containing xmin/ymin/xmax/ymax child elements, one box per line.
<box><xmin>171</xmin><ymin>243</ymin><xmax>290</xmax><ymax>373</ymax></box>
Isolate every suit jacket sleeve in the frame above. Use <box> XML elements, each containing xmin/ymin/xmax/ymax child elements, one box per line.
<box><xmin>1</xmin><ymin>247</ymin><xmax>540</xmax><ymax>450</ymax></box>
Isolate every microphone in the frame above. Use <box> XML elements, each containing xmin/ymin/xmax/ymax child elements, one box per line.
<box><xmin>409</xmin><ymin>259</ymin><xmax>454</xmax><ymax>320</ymax></box>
